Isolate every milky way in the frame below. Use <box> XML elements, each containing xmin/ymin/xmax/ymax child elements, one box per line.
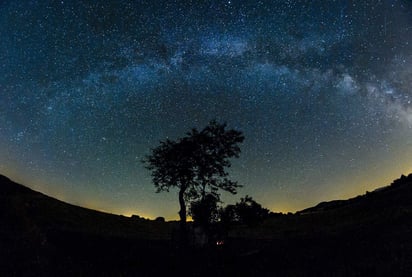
<box><xmin>1</xmin><ymin>0</ymin><xmax>412</xmax><ymax>219</ymax></box>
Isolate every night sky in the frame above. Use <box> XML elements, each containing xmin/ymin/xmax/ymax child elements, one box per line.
<box><xmin>1</xmin><ymin>0</ymin><xmax>412</xmax><ymax>219</ymax></box>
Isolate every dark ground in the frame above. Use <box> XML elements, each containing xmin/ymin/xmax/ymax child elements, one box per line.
<box><xmin>1</xmin><ymin>174</ymin><xmax>412</xmax><ymax>276</ymax></box>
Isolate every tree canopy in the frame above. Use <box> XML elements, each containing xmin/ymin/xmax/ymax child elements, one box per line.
<box><xmin>143</xmin><ymin>120</ymin><xmax>244</xmax><ymax>225</ymax></box>
<box><xmin>220</xmin><ymin>195</ymin><xmax>271</xmax><ymax>226</ymax></box>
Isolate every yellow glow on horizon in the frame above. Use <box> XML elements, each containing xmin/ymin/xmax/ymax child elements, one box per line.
<box><xmin>2</xmin><ymin>157</ymin><xmax>412</xmax><ymax>220</ymax></box>
<box><xmin>115</xmin><ymin>210</ymin><xmax>156</xmax><ymax>219</ymax></box>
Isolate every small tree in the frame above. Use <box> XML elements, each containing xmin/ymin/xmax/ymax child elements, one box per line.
<box><xmin>220</xmin><ymin>196</ymin><xmax>270</xmax><ymax>227</ymax></box>
<box><xmin>236</xmin><ymin>196</ymin><xmax>270</xmax><ymax>226</ymax></box>
<box><xmin>143</xmin><ymin>121</ymin><xmax>244</xmax><ymax>238</ymax></box>
<box><xmin>155</xmin><ymin>216</ymin><xmax>165</xmax><ymax>222</ymax></box>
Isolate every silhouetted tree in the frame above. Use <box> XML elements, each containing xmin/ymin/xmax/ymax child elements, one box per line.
<box><xmin>155</xmin><ymin>216</ymin><xmax>165</xmax><ymax>222</ymax></box>
<box><xmin>236</xmin><ymin>196</ymin><xmax>270</xmax><ymax>226</ymax></box>
<box><xmin>143</xmin><ymin>120</ymin><xmax>244</xmax><ymax>242</ymax></box>
<box><xmin>221</xmin><ymin>196</ymin><xmax>270</xmax><ymax>227</ymax></box>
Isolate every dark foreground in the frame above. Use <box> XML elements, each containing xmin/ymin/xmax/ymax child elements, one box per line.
<box><xmin>1</xmin><ymin>174</ymin><xmax>412</xmax><ymax>276</ymax></box>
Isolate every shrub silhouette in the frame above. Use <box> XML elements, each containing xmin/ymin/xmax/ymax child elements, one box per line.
<box><xmin>221</xmin><ymin>196</ymin><xmax>270</xmax><ymax>227</ymax></box>
<box><xmin>155</xmin><ymin>216</ymin><xmax>165</xmax><ymax>222</ymax></box>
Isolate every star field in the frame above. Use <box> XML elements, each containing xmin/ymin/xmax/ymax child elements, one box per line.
<box><xmin>1</xmin><ymin>0</ymin><xmax>412</xmax><ymax>219</ymax></box>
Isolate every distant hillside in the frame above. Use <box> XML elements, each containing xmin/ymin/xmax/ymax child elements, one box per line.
<box><xmin>0</xmin><ymin>174</ymin><xmax>177</xmax><ymax>276</ymax></box>
<box><xmin>230</xmin><ymin>173</ymin><xmax>412</xmax><ymax>241</ymax></box>
<box><xmin>225</xmin><ymin>173</ymin><xmax>412</xmax><ymax>276</ymax></box>
<box><xmin>0</xmin><ymin>174</ymin><xmax>172</xmax><ymax>240</ymax></box>
<box><xmin>297</xmin><ymin>173</ymin><xmax>412</xmax><ymax>215</ymax></box>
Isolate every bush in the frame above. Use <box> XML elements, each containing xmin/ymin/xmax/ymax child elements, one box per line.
<box><xmin>155</xmin><ymin>216</ymin><xmax>165</xmax><ymax>222</ymax></box>
<box><xmin>220</xmin><ymin>196</ymin><xmax>270</xmax><ymax>227</ymax></box>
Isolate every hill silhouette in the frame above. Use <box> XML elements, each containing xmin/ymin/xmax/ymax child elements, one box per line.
<box><xmin>297</xmin><ymin>173</ymin><xmax>412</xmax><ymax>215</ymax></box>
<box><xmin>0</xmin><ymin>174</ymin><xmax>171</xmax><ymax>239</ymax></box>
<box><xmin>1</xmin><ymin>173</ymin><xmax>412</xmax><ymax>276</ymax></box>
<box><xmin>0</xmin><ymin>174</ymin><xmax>174</xmax><ymax>276</ymax></box>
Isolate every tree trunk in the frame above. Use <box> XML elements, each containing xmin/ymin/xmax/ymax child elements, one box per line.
<box><xmin>178</xmin><ymin>187</ymin><xmax>187</xmax><ymax>223</ymax></box>
<box><xmin>178</xmin><ymin>186</ymin><xmax>188</xmax><ymax>247</ymax></box>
